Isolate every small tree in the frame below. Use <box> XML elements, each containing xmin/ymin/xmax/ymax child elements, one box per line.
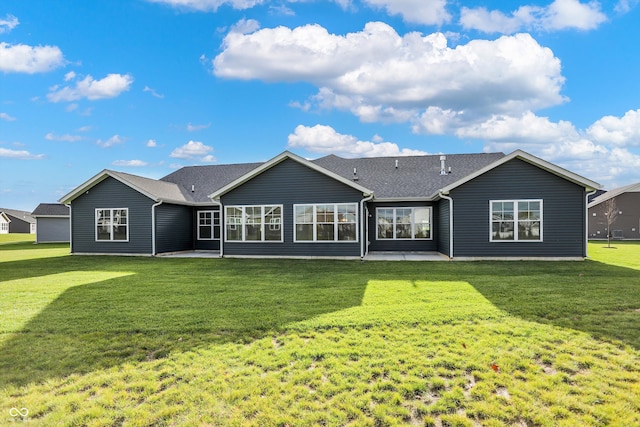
<box><xmin>601</xmin><ymin>197</ymin><xmax>619</xmax><ymax>248</ymax></box>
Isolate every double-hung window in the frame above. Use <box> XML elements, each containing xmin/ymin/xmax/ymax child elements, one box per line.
<box><xmin>490</xmin><ymin>200</ymin><xmax>542</xmax><ymax>242</ymax></box>
<box><xmin>96</xmin><ymin>208</ymin><xmax>128</xmax><ymax>241</ymax></box>
<box><xmin>376</xmin><ymin>207</ymin><xmax>432</xmax><ymax>240</ymax></box>
<box><xmin>225</xmin><ymin>205</ymin><xmax>282</xmax><ymax>242</ymax></box>
<box><xmin>294</xmin><ymin>203</ymin><xmax>357</xmax><ymax>242</ymax></box>
<box><xmin>198</xmin><ymin>210</ymin><xmax>220</xmax><ymax>240</ymax></box>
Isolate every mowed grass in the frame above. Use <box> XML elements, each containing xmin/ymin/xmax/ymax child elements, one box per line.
<box><xmin>1</xmin><ymin>237</ymin><xmax>639</xmax><ymax>426</ymax></box>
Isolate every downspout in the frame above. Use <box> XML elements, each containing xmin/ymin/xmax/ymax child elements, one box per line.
<box><xmin>216</xmin><ymin>199</ymin><xmax>224</xmax><ymax>258</ymax></box>
<box><xmin>151</xmin><ymin>200</ymin><xmax>163</xmax><ymax>256</ymax></box>
<box><xmin>585</xmin><ymin>189</ymin><xmax>597</xmax><ymax>258</ymax></box>
<box><xmin>438</xmin><ymin>191</ymin><xmax>454</xmax><ymax>259</ymax></box>
<box><xmin>360</xmin><ymin>193</ymin><xmax>374</xmax><ymax>259</ymax></box>
<box><xmin>65</xmin><ymin>204</ymin><xmax>72</xmax><ymax>254</ymax></box>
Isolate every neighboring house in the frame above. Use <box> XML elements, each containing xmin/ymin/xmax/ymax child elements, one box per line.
<box><xmin>59</xmin><ymin>150</ymin><xmax>600</xmax><ymax>259</ymax></box>
<box><xmin>588</xmin><ymin>182</ymin><xmax>640</xmax><ymax>240</ymax></box>
<box><xmin>31</xmin><ymin>203</ymin><xmax>71</xmax><ymax>243</ymax></box>
<box><xmin>0</xmin><ymin>208</ymin><xmax>36</xmax><ymax>234</ymax></box>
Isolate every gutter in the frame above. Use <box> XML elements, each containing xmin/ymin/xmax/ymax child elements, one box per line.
<box><xmin>360</xmin><ymin>193</ymin><xmax>374</xmax><ymax>259</ymax></box>
<box><xmin>151</xmin><ymin>200</ymin><xmax>163</xmax><ymax>256</ymax></box>
<box><xmin>438</xmin><ymin>191</ymin><xmax>454</xmax><ymax>259</ymax></box>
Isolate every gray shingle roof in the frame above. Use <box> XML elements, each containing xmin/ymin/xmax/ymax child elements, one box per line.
<box><xmin>311</xmin><ymin>152</ymin><xmax>506</xmax><ymax>199</ymax></box>
<box><xmin>0</xmin><ymin>208</ymin><xmax>35</xmax><ymax>223</ymax></box>
<box><xmin>160</xmin><ymin>162</ymin><xmax>262</xmax><ymax>203</ymax></box>
<box><xmin>31</xmin><ymin>203</ymin><xmax>70</xmax><ymax>216</ymax></box>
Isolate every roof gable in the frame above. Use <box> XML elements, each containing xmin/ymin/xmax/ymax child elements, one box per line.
<box><xmin>31</xmin><ymin>203</ymin><xmax>70</xmax><ymax>217</ymax></box>
<box><xmin>209</xmin><ymin>151</ymin><xmax>373</xmax><ymax>200</ymax></box>
<box><xmin>438</xmin><ymin>150</ymin><xmax>601</xmax><ymax>196</ymax></box>
<box><xmin>59</xmin><ymin>170</ymin><xmax>191</xmax><ymax>205</ymax></box>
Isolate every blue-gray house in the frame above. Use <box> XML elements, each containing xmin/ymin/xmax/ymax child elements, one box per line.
<box><xmin>58</xmin><ymin>150</ymin><xmax>600</xmax><ymax>259</ymax></box>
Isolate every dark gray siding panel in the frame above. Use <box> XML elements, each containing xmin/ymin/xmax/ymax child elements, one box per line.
<box><xmin>437</xmin><ymin>198</ymin><xmax>450</xmax><ymax>256</ymax></box>
<box><xmin>451</xmin><ymin>159</ymin><xmax>586</xmax><ymax>257</ymax></box>
<box><xmin>221</xmin><ymin>158</ymin><xmax>363</xmax><ymax>257</ymax></box>
<box><xmin>589</xmin><ymin>192</ymin><xmax>640</xmax><ymax>240</ymax></box>
<box><xmin>367</xmin><ymin>201</ymin><xmax>438</xmax><ymax>252</ymax></box>
<box><xmin>36</xmin><ymin>217</ymin><xmax>70</xmax><ymax>243</ymax></box>
<box><xmin>6</xmin><ymin>215</ymin><xmax>31</xmax><ymax>233</ymax></box>
<box><xmin>71</xmin><ymin>177</ymin><xmax>154</xmax><ymax>254</ymax></box>
<box><xmin>155</xmin><ymin>203</ymin><xmax>193</xmax><ymax>253</ymax></box>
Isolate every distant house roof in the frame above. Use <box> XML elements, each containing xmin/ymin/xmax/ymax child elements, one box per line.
<box><xmin>588</xmin><ymin>182</ymin><xmax>640</xmax><ymax>208</ymax></box>
<box><xmin>0</xmin><ymin>208</ymin><xmax>35</xmax><ymax>224</ymax></box>
<box><xmin>31</xmin><ymin>203</ymin><xmax>70</xmax><ymax>217</ymax></box>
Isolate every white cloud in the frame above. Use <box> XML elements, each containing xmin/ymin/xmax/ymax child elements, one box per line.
<box><xmin>170</xmin><ymin>140</ymin><xmax>216</xmax><ymax>162</ymax></box>
<box><xmin>362</xmin><ymin>0</ymin><xmax>451</xmax><ymax>25</ymax></box>
<box><xmin>586</xmin><ymin>109</ymin><xmax>640</xmax><ymax>146</ymax></box>
<box><xmin>47</xmin><ymin>73</ymin><xmax>134</xmax><ymax>102</ymax></box>
<box><xmin>112</xmin><ymin>160</ymin><xmax>148</xmax><ymax>167</ymax></box>
<box><xmin>460</xmin><ymin>0</ymin><xmax>607</xmax><ymax>34</ymax></box>
<box><xmin>143</xmin><ymin>85</ymin><xmax>164</xmax><ymax>98</ymax></box>
<box><xmin>45</xmin><ymin>132</ymin><xmax>83</xmax><ymax>142</ymax></box>
<box><xmin>0</xmin><ymin>14</ymin><xmax>19</xmax><ymax>33</ymax></box>
<box><xmin>0</xmin><ymin>147</ymin><xmax>44</xmax><ymax>160</ymax></box>
<box><xmin>215</xmin><ymin>22</ymin><xmax>565</xmax><ymax>125</ymax></box>
<box><xmin>97</xmin><ymin>135</ymin><xmax>125</xmax><ymax>148</ymax></box>
<box><xmin>145</xmin><ymin>0</ymin><xmax>265</xmax><ymax>11</ymax></box>
<box><xmin>146</xmin><ymin>139</ymin><xmax>158</xmax><ymax>147</ymax></box>
<box><xmin>0</xmin><ymin>42</ymin><xmax>65</xmax><ymax>73</ymax></box>
<box><xmin>288</xmin><ymin>124</ymin><xmax>427</xmax><ymax>158</ymax></box>
<box><xmin>615</xmin><ymin>0</ymin><xmax>639</xmax><ymax>13</ymax></box>
<box><xmin>186</xmin><ymin>122</ymin><xmax>211</xmax><ymax>131</ymax></box>
<box><xmin>0</xmin><ymin>112</ymin><xmax>16</xmax><ymax>121</ymax></box>
<box><xmin>64</xmin><ymin>71</ymin><xmax>76</xmax><ymax>81</ymax></box>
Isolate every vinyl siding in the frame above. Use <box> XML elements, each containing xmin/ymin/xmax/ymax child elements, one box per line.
<box><xmin>451</xmin><ymin>159</ymin><xmax>586</xmax><ymax>257</ymax></box>
<box><xmin>437</xmin><ymin>198</ymin><xmax>450</xmax><ymax>257</ymax></box>
<box><xmin>221</xmin><ymin>158</ymin><xmax>363</xmax><ymax>257</ymax></box>
<box><xmin>589</xmin><ymin>192</ymin><xmax>640</xmax><ymax>239</ymax></box>
<box><xmin>70</xmin><ymin>177</ymin><xmax>154</xmax><ymax>254</ymax></box>
<box><xmin>155</xmin><ymin>203</ymin><xmax>193</xmax><ymax>253</ymax></box>
<box><xmin>35</xmin><ymin>217</ymin><xmax>70</xmax><ymax>243</ymax></box>
<box><xmin>367</xmin><ymin>201</ymin><xmax>438</xmax><ymax>252</ymax></box>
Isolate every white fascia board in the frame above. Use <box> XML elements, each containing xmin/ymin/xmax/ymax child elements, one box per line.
<box><xmin>209</xmin><ymin>150</ymin><xmax>373</xmax><ymax>200</ymax></box>
<box><xmin>436</xmin><ymin>150</ymin><xmax>601</xmax><ymax>197</ymax></box>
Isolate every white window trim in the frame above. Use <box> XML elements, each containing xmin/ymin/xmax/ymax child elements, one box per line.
<box><xmin>197</xmin><ymin>210</ymin><xmax>220</xmax><ymax>241</ymax></box>
<box><xmin>95</xmin><ymin>208</ymin><xmax>129</xmax><ymax>242</ymax></box>
<box><xmin>224</xmin><ymin>205</ymin><xmax>283</xmax><ymax>243</ymax></box>
<box><xmin>293</xmin><ymin>203</ymin><xmax>359</xmax><ymax>243</ymax></box>
<box><xmin>375</xmin><ymin>207</ymin><xmax>433</xmax><ymax>241</ymax></box>
<box><xmin>489</xmin><ymin>199</ymin><xmax>543</xmax><ymax>242</ymax></box>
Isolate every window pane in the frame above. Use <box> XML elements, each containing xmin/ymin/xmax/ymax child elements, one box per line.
<box><xmin>492</xmin><ymin>221</ymin><xmax>514</xmax><ymax>240</ymax></box>
<box><xmin>113</xmin><ymin>225</ymin><xmax>127</xmax><ymax>240</ymax></box>
<box><xmin>338</xmin><ymin>223</ymin><xmax>356</xmax><ymax>240</ymax></box>
<box><xmin>226</xmin><ymin>207</ymin><xmax>243</xmax><ymax>241</ymax></box>
<box><xmin>413</xmin><ymin>208</ymin><xmax>430</xmax><ymax>239</ymax></box>
<box><xmin>317</xmin><ymin>223</ymin><xmax>334</xmax><ymax>241</ymax></box>
<box><xmin>296</xmin><ymin>224</ymin><xmax>313</xmax><ymax>241</ymax></box>
<box><xmin>377</xmin><ymin>209</ymin><xmax>394</xmax><ymax>239</ymax></box>
<box><xmin>518</xmin><ymin>221</ymin><xmax>540</xmax><ymax>240</ymax></box>
<box><xmin>316</xmin><ymin>205</ymin><xmax>334</xmax><ymax>223</ymax></box>
<box><xmin>265</xmin><ymin>206</ymin><xmax>281</xmax><ymax>241</ymax></box>
<box><xmin>395</xmin><ymin>208</ymin><xmax>412</xmax><ymax>239</ymax></box>
<box><xmin>96</xmin><ymin>209</ymin><xmax>111</xmax><ymax>241</ymax></box>
<box><xmin>296</xmin><ymin>205</ymin><xmax>313</xmax><ymax>223</ymax></box>
<box><xmin>337</xmin><ymin>204</ymin><xmax>356</xmax><ymax>223</ymax></box>
<box><xmin>200</xmin><ymin>225</ymin><xmax>212</xmax><ymax>239</ymax></box>
<box><xmin>244</xmin><ymin>206</ymin><xmax>262</xmax><ymax>241</ymax></box>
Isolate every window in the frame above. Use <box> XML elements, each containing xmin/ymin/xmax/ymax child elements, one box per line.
<box><xmin>96</xmin><ymin>208</ymin><xmax>128</xmax><ymax>241</ymax></box>
<box><xmin>376</xmin><ymin>207</ymin><xmax>432</xmax><ymax>240</ymax></box>
<box><xmin>225</xmin><ymin>205</ymin><xmax>282</xmax><ymax>242</ymax></box>
<box><xmin>490</xmin><ymin>200</ymin><xmax>542</xmax><ymax>242</ymax></box>
<box><xmin>198</xmin><ymin>210</ymin><xmax>220</xmax><ymax>240</ymax></box>
<box><xmin>294</xmin><ymin>203</ymin><xmax>357</xmax><ymax>242</ymax></box>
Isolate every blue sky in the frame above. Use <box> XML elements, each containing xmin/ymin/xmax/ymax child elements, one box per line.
<box><xmin>2</xmin><ymin>0</ymin><xmax>640</xmax><ymax>211</ymax></box>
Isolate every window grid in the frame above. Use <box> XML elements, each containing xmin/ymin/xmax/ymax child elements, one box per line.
<box><xmin>225</xmin><ymin>205</ymin><xmax>283</xmax><ymax>242</ymax></box>
<box><xmin>197</xmin><ymin>210</ymin><xmax>220</xmax><ymax>240</ymax></box>
<box><xmin>294</xmin><ymin>203</ymin><xmax>358</xmax><ymax>242</ymax></box>
<box><xmin>376</xmin><ymin>207</ymin><xmax>432</xmax><ymax>240</ymax></box>
<box><xmin>95</xmin><ymin>208</ymin><xmax>128</xmax><ymax>242</ymax></box>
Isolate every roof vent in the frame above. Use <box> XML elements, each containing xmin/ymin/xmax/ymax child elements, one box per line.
<box><xmin>440</xmin><ymin>155</ymin><xmax>447</xmax><ymax>175</ymax></box>
<box><xmin>191</xmin><ymin>184</ymin><xmax>195</xmax><ymax>192</ymax></box>
<box><xmin>395</xmin><ymin>159</ymin><xmax>398</xmax><ymax>169</ymax></box>
<box><xmin>353</xmin><ymin>167</ymin><xmax>359</xmax><ymax>181</ymax></box>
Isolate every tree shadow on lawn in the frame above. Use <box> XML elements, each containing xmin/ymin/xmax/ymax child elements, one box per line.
<box><xmin>0</xmin><ymin>257</ymin><xmax>368</xmax><ymax>387</ymax></box>
<box><xmin>468</xmin><ymin>260</ymin><xmax>640</xmax><ymax>351</ymax></box>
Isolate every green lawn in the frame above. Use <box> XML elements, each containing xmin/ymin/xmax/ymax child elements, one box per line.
<box><xmin>1</xmin><ymin>237</ymin><xmax>639</xmax><ymax>426</ymax></box>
